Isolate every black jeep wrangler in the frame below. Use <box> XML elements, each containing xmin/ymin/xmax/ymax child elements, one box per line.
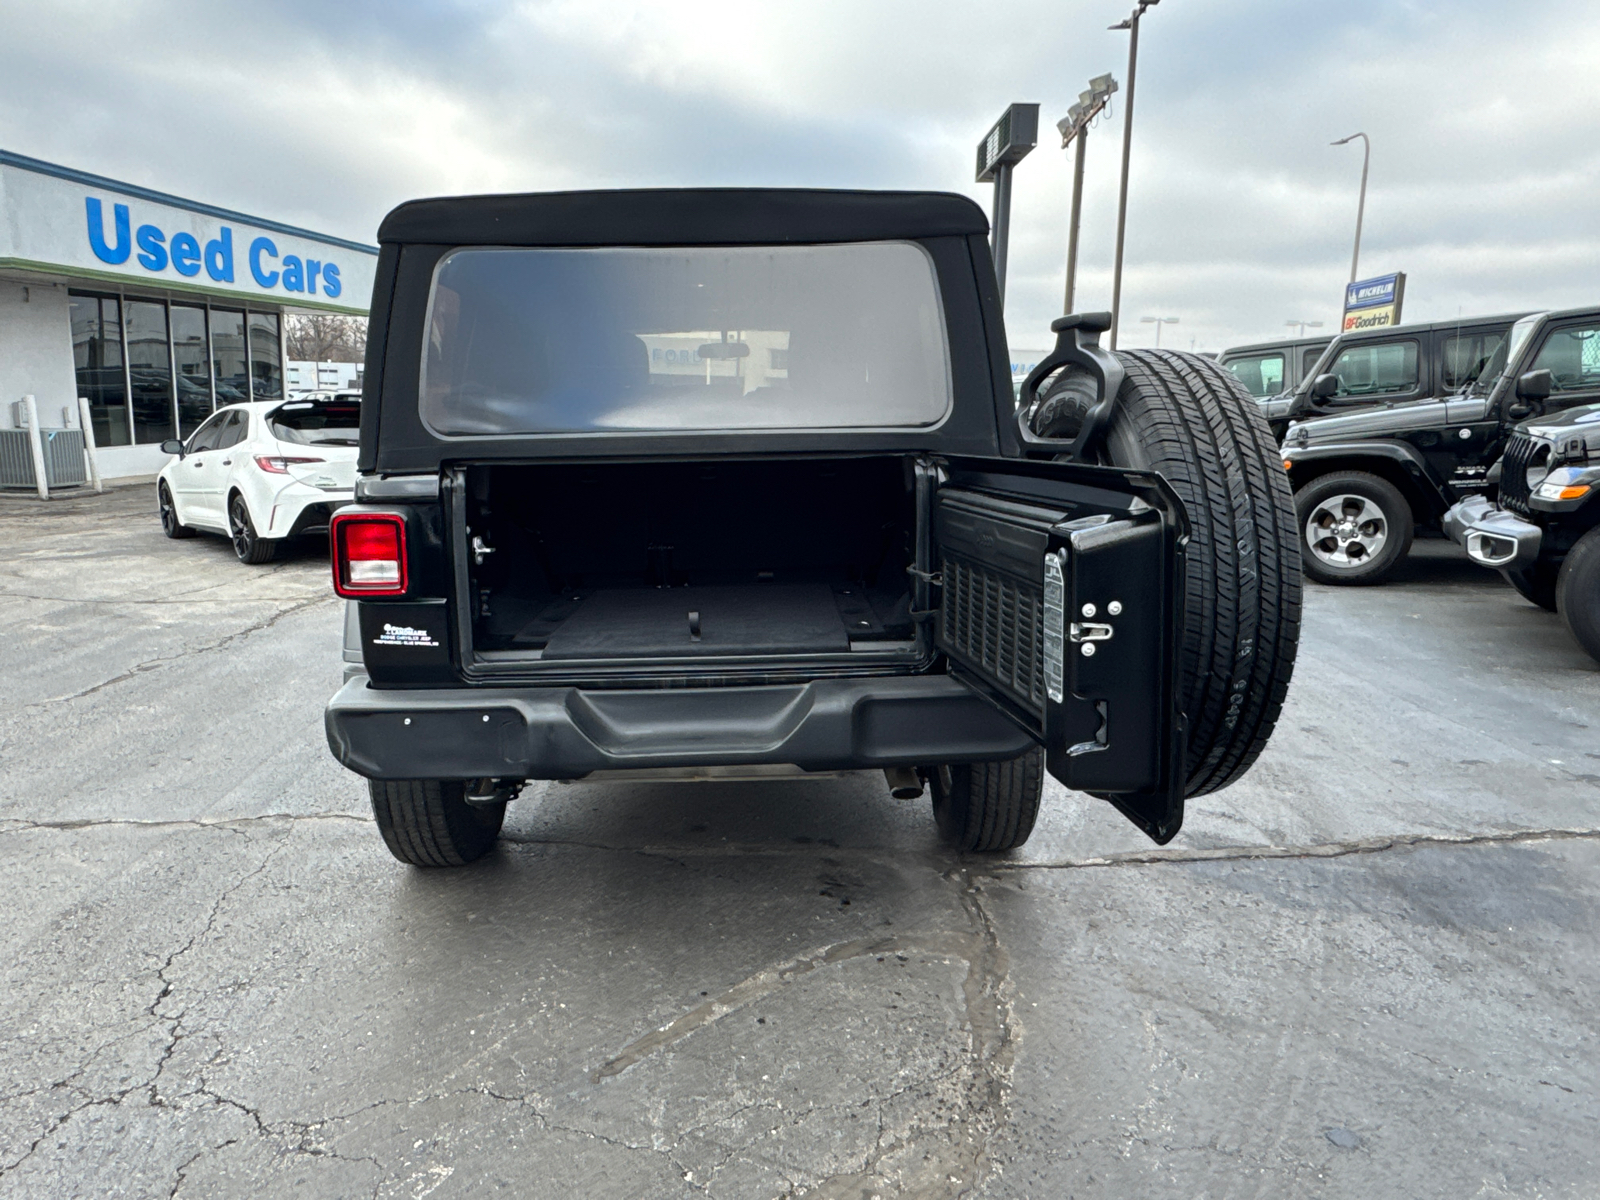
<box><xmin>1446</xmin><ymin>378</ymin><xmax>1600</xmax><ymax>663</ymax></box>
<box><xmin>1279</xmin><ymin>309</ymin><xmax>1582</xmax><ymax>585</ymax></box>
<box><xmin>324</xmin><ymin>189</ymin><xmax>1300</xmax><ymax>866</ymax></box>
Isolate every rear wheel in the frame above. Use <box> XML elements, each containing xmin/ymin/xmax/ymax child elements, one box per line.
<box><xmin>1035</xmin><ymin>349</ymin><xmax>1303</xmax><ymax>797</ymax></box>
<box><xmin>1502</xmin><ymin>563</ymin><xmax>1559</xmax><ymax>612</ymax></box>
<box><xmin>229</xmin><ymin>493</ymin><xmax>277</xmax><ymax>564</ymax></box>
<box><xmin>1556</xmin><ymin>528</ymin><xmax>1600</xmax><ymax>665</ymax></box>
<box><xmin>158</xmin><ymin>482</ymin><xmax>195</xmax><ymax>539</ymax></box>
<box><xmin>369</xmin><ymin>779</ymin><xmax>506</xmax><ymax>867</ymax></box>
<box><xmin>1293</xmin><ymin>471</ymin><xmax>1413</xmax><ymax>585</ymax></box>
<box><xmin>928</xmin><ymin>749</ymin><xmax>1043</xmax><ymax>852</ymax></box>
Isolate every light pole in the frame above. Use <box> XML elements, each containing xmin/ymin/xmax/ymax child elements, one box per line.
<box><xmin>1056</xmin><ymin>73</ymin><xmax>1118</xmax><ymax>315</ymax></box>
<box><xmin>1285</xmin><ymin>319</ymin><xmax>1325</xmax><ymax>339</ymax></box>
<box><xmin>1332</xmin><ymin>132</ymin><xmax>1370</xmax><ymax>284</ymax></box>
<box><xmin>1107</xmin><ymin>0</ymin><xmax>1161</xmax><ymax>350</ymax></box>
<box><xmin>975</xmin><ymin>103</ymin><xmax>1040</xmax><ymax>303</ymax></box>
<box><xmin>1140</xmin><ymin>315</ymin><xmax>1178</xmax><ymax>347</ymax></box>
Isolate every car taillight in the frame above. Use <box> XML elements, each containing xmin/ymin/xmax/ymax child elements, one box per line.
<box><xmin>255</xmin><ymin>455</ymin><xmax>325</xmax><ymax>474</ymax></box>
<box><xmin>331</xmin><ymin>513</ymin><xmax>408</xmax><ymax>597</ymax></box>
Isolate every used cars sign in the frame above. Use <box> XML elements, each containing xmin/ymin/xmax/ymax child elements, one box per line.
<box><xmin>0</xmin><ymin>149</ymin><xmax>375</xmax><ymax>314</ymax></box>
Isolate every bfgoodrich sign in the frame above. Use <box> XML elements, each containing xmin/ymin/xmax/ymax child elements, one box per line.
<box><xmin>0</xmin><ymin>150</ymin><xmax>375</xmax><ymax>314</ymax></box>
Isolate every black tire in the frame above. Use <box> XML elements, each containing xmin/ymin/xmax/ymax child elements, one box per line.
<box><xmin>228</xmin><ymin>493</ymin><xmax>278</xmax><ymax>564</ymax></box>
<box><xmin>369</xmin><ymin>779</ymin><xmax>506</xmax><ymax>867</ymax></box>
<box><xmin>1556</xmin><ymin>528</ymin><xmax>1600</xmax><ymax>665</ymax></box>
<box><xmin>1502</xmin><ymin>564</ymin><xmax>1559</xmax><ymax>612</ymax></box>
<box><xmin>1036</xmin><ymin>350</ymin><xmax>1302</xmax><ymax>797</ymax></box>
<box><xmin>1293</xmin><ymin>471</ymin><xmax>1414</xmax><ymax>585</ymax></box>
<box><xmin>928</xmin><ymin>749</ymin><xmax>1043</xmax><ymax>852</ymax></box>
<box><xmin>158</xmin><ymin>481</ymin><xmax>195</xmax><ymax>539</ymax></box>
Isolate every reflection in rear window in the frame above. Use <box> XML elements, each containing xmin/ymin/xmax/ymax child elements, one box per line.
<box><xmin>270</xmin><ymin>400</ymin><xmax>361</xmax><ymax>446</ymax></box>
<box><xmin>419</xmin><ymin>243</ymin><xmax>952</xmax><ymax>435</ymax></box>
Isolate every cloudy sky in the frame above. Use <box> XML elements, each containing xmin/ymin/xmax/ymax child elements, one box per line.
<box><xmin>3</xmin><ymin>0</ymin><xmax>1596</xmax><ymax>352</ymax></box>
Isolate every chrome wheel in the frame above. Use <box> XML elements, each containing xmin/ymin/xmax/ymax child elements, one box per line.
<box><xmin>1304</xmin><ymin>493</ymin><xmax>1388</xmax><ymax>569</ymax></box>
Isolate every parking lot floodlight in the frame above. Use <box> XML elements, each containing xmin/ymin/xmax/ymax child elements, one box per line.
<box><xmin>1140</xmin><ymin>315</ymin><xmax>1179</xmax><ymax>347</ymax></box>
<box><xmin>1332</xmin><ymin>132</ymin><xmax>1371</xmax><ymax>284</ymax></box>
<box><xmin>1108</xmin><ymin>1</ymin><xmax>1162</xmax><ymax>348</ymax></box>
<box><xmin>1058</xmin><ymin>73</ymin><xmax>1118</xmax><ymax>314</ymax></box>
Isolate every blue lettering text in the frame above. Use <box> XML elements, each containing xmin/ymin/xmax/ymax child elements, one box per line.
<box><xmin>170</xmin><ymin>233</ymin><xmax>201</xmax><ymax>277</ymax></box>
<box><xmin>305</xmin><ymin>259</ymin><xmax>321</xmax><ymax>295</ymax></box>
<box><xmin>249</xmin><ymin>237</ymin><xmax>279</xmax><ymax>287</ymax></box>
<box><xmin>322</xmin><ymin>262</ymin><xmax>341</xmax><ymax>298</ymax></box>
<box><xmin>205</xmin><ymin>228</ymin><xmax>234</xmax><ymax>283</ymax></box>
<box><xmin>281</xmin><ymin>254</ymin><xmax>305</xmax><ymax>293</ymax></box>
<box><xmin>135</xmin><ymin>224</ymin><xmax>168</xmax><ymax>272</ymax></box>
<box><xmin>85</xmin><ymin>198</ymin><xmax>131</xmax><ymax>264</ymax></box>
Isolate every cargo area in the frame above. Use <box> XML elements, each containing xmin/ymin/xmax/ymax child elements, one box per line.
<box><xmin>462</xmin><ymin>457</ymin><xmax>922</xmax><ymax>664</ymax></box>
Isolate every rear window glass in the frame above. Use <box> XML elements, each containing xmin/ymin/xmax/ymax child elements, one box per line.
<box><xmin>1223</xmin><ymin>353</ymin><xmax>1286</xmax><ymax>397</ymax></box>
<box><xmin>270</xmin><ymin>399</ymin><xmax>361</xmax><ymax>445</ymax></box>
<box><xmin>419</xmin><ymin>243</ymin><xmax>952</xmax><ymax>436</ymax></box>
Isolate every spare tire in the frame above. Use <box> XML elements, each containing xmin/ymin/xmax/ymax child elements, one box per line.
<box><xmin>1033</xmin><ymin>350</ymin><xmax>1302</xmax><ymax>796</ymax></box>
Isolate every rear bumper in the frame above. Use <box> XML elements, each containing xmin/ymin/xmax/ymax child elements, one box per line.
<box><xmin>324</xmin><ymin>673</ymin><xmax>1034</xmax><ymax>780</ymax></box>
<box><xmin>1442</xmin><ymin>495</ymin><xmax>1543</xmax><ymax>571</ymax></box>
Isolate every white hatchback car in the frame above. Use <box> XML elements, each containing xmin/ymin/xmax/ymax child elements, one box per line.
<box><xmin>157</xmin><ymin>395</ymin><xmax>360</xmax><ymax>563</ymax></box>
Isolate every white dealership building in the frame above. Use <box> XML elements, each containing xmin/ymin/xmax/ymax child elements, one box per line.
<box><xmin>0</xmin><ymin>149</ymin><xmax>376</xmax><ymax>480</ymax></box>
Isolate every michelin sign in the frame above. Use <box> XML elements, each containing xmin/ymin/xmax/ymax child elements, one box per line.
<box><xmin>0</xmin><ymin>150</ymin><xmax>375</xmax><ymax>314</ymax></box>
<box><xmin>1342</xmin><ymin>271</ymin><xmax>1406</xmax><ymax>332</ymax></box>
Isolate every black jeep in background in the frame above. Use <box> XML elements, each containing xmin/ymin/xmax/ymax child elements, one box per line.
<box><xmin>1446</xmin><ymin>373</ymin><xmax>1600</xmax><ymax>665</ymax></box>
<box><xmin>1219</xmin><ymin>334</ymin><xmax>1332</xmax><ymax>400</ymax></box>
<box><xmin>323</xmin><ymin>188</ymin><xmax>1300</xmax><ymax>866</ymax></box>
<box><xmin>1277</xmin><ymin>309</ymin><xmax>1562</xmax><ymax>584</ymax></box>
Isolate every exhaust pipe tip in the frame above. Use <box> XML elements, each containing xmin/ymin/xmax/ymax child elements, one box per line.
<box><xmin>884</xmin><ymin>767</ymin><xmax>925</xmax><ymax>800</ymax></box>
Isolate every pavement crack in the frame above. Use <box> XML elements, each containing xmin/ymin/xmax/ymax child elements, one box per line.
<box><xmin>594</xmin><ymin>932</ymin><xmax>930</xmax><ymax>1081</ymax></box>
<box><xmin>21</xmin><ymin>595</ymin><xmax>337</xmax><ymax>708</ymax></box>
<box><xmin>0</xmin><ymin>813</ymin><xmax>368</xmax><ymax>835</ymax></box>
<box><xmin>990</xmin><ymin>825</ymin><xmax>1600</xmax><ymax>871</ymax></box>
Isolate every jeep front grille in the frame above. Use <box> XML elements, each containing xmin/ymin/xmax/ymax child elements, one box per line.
<box><xmin>940</xmin><ymin>556</ymin><xmax>1046</xmax><ymax>714</ymax></box>
<box><xmin>1498</xmin><ymin>433</ymin><xmax>1539</xmax><ymax>516</ymax></box>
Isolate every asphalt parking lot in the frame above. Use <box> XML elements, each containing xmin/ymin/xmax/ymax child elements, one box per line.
<box><xmin>2</xmin><ymin>483</ymin><xmax>1597</xmax><ymax>1199</ymax></box>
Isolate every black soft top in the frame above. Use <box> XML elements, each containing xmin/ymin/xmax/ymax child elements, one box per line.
<box><xmin>376</xmin><ymin>188</ymin><xmax>989</xmax><ymax>247</ymax></box>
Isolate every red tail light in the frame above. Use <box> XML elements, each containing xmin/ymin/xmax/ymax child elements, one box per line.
<box><xmin>255</xmin><ymin>455</ymin><xmax>325</xmax><ymax>474</ymax></box>
<box><xmin>331</xmin><ymin>513</ymin><xmax>408</xmax><ymax>597</ymax></box>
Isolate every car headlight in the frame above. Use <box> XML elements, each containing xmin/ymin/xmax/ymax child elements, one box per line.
<box><xmin>1532</xmin><ymin>465</ymin><xmax>1599</xmax><ymax>501</ymax></box>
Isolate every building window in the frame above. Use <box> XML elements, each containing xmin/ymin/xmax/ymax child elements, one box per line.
<box><xmin>126</xmin><ymin>300</ymin><xmax>175</xmax><ymax>445</ymax></box>
<box><xmin>211</xmin><ymin>309</ymin><xmax>249</xmax><ymax>404</ymax></box>
<box><xmin>69</xmin><ymin>294</ymin><xmax>129</xmax><ymax>447</ymax></box>
<box><xmin>171</xmin><ymin>304</ymin><xmax>212</xmax><ymax>435</ymax></box>
<box><xmin>248</xmin><ymin>312</ymin><xmax>282</xmax><ymax>399</ymax></box>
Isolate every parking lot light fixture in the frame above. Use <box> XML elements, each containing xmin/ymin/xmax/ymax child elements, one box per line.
<box><xmin>975</xmin><ymin>103</ymin><xmax>1041</xmax><ymax>303</ymax></box>
<box><xmin>1057</xmin><ymin>74</ymin><xmax>1118</xmax><ymax>315</ymax></box>
<box><xmin>1108</xmin><ymin>0</ymin><xmax>1161</xmax><ymax>349</ymax></box>
<box><xmin>1332</xmin><ymin>132</ymin><xmax>1371</xmax><ymax>284</ymax></box>
<box><xmin>1140</xmin><ymin>314</ymin><xmax>1178</xmax><ymax>347</ymax></box>
<box><xmin>1286</xmin><ymin>319</ymin><xmax>1325</xmax><ymax>338</ymax></box>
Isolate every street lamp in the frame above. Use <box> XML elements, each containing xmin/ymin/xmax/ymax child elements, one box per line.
<box><xmin>1332</xmin><ymin>132</ymin><xmax>1370</xmax><ymax>284</ymax></box>
<box><xmin>1285</xmin><ymin>319</ymin><xmax>1325</xmax><ymax>338</ymax></box>
<box><xmin>1056</xmin><ymin>73</ymin><xmax>1118</xmax><ymax>315</ymax></box>
<box><xmin>1140</xmin><ymin>315</ymin><xmax>1178</xmax><ymax>347</ymax></box>
<box><xmin>1107</xmin><ymin>0</ymin><xmax>1162</xmax><ymax>350</ymax></box>
<box><xmin>975</xmin><ymin>103</ymin><xmax>1040</xmax><ymax>303</ymax></box>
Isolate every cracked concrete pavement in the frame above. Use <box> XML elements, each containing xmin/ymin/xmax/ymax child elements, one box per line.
<box><xmin>1</xmin><ymin>485</ymin><xmax>1597</xmax><ymax>1197</ymax></box>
